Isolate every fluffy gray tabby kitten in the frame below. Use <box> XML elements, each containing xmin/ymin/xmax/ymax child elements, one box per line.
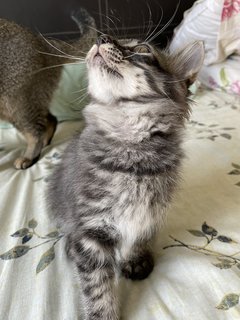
<box><xmin>48</xmin><ymin>35</ymin><xmax>204</xmax><ymax>319</ymax></box>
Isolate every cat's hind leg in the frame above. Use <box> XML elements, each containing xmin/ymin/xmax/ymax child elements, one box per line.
<box><xmin>14</xmin><ymin>112</ymin><xmax>57</xmax><ymax>169</ymax></box>
<box><xmin>42</xmin><ymin>113</ymin><xmax>57</xmax><ymax>147</ymax></box>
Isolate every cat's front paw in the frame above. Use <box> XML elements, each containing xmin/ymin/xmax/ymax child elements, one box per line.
<box><xmin>121</xmin><ymin>251</ymin><xmax>154</xmax><ymax>281</ymax></box>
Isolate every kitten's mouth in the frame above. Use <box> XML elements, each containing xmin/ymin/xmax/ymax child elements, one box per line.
<box><xmin>94</xmin><ymin>51</ymin><xmax>103</xmax><ymax>59</ymax></box>
<box><xmin>92</xmin><ymin>50</ymin><xmax>108</xmax><ymax>67</ymax></box>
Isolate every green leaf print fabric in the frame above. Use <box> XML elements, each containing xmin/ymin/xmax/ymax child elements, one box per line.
<box><xmin>0</xmin><ymin>87</ymin><xmax>240</xmax><ymax>319</ymax></box>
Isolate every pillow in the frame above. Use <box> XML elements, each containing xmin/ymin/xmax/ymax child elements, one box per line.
<box><xmin>170</xmin><ymin>0</ymin><xmax>224</xmax><ymax>65</ymax></box>
<box><xmin>170</xmin><ymin>0</ymin><xmax>240</xmax><ymax>94</ymax></box>
<box><xmin>218</xmin><ymin>0</ymin><xmax>240</xmax><ymax>60</ymax></box>
<box><xmin>0</xmin><ymin>62</ymin><xmax>88</xmax><ymax>129</ymax></box>
<box><xmin>199</xmin><ymin>55</ymin><xmax>240</xmax><ymax>95</ymax></box>
<box><xmin>50</xmin><ymin>62</ymin><xmax>89</xmax><ymax>121</ymax></box>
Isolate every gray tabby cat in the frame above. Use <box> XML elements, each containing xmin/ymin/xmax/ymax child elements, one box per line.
<box><xmin>0</xmin><ymin>8</ymin><xmax>96</xmax><ymax>169</ymax></box>
<box><xmin>47</xmin><ymin>35</ymin><xmax>204</xmax><ymax>319</ymax></box>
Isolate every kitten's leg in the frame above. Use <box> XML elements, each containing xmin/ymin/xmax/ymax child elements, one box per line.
<box><xmin>67</xmin><ymin>236</ymin><xmax>119</xmax><ymax>320</ymax></box>
<box><xmin>118</xmin><ymin>242</ymin><xmax>154</xmax><ymax>281</ymax></box>
<box><xmin>14</xmin><ymin>113</ymin><xmax>57</xmax><ymax>169</ymax></box>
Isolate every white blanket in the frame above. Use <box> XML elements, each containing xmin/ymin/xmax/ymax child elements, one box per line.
<box><xmin>0</xmin><ymin>88</ymin><xmax>240</xmax><ymax>320</ymax></box>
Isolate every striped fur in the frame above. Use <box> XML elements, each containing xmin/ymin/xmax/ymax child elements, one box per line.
<box><xmin>47</xmin><ymin>35</ymin><xmax>204</xmax><ymax>319</ymax></box>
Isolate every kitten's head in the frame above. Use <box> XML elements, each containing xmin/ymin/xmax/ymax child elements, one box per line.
<box><xmin>86</xmin><ymin>34</ymin><xmax>204</xmax><ymax>105</ymax></box>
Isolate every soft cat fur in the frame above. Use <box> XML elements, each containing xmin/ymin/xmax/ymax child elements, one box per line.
<box><xmin>47</xmin><ymin>35</ymin><xmax>204</xmax><ymax>319</ymax></box>
<box><xmin>0</xmin><ymin>9</ymin><xmax>96</xmax><ymax>169</ymax></box>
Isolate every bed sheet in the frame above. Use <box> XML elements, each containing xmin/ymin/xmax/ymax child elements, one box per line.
<box><xmin>0</xmin><ymin>88</ymin><xmax>240</xmax><ymax>320</ymax></box>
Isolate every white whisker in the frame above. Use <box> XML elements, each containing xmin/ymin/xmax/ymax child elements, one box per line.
<box><xmin>124</xmin><ymin>53</ymin><xmax>139</xmax><ymax>59</ymax></box>
<box><xmin>58</xmin><ymin>39</ymin><xmax>89</xmax><ymax>56</ymax></box>
<box><xmin>105</xmin><ymin>15</ymin><xmax>119</xmax><ymax>36</ymax></box>
<box><xmin>88</xmin><ymin>25</ymin><xmax>105</xmax><ymax>36</ymax></box>
<box><xmin>148</xmin><ymin>1</ymin><xmax>180</xmax><ymax>43</ymax></box>
<box><xmin>161</xmin><ymin>88</ymin><xmax>177</xmax><ymax>106</ymax></box>
<box><xmin>164</xmin><ymin>78</ymin><xmax>190</xmax><ymax>84</ymax></box>
<box><xmin>33</xmin><ymin>61</ymin><xmax>85</xmax><ymax>74</ymax></box>
<box><xmin>70</xmin><ymin>92</ymin><xmax>89</xmax><ymax>104</ymax></box>
<box><xmin>72</xmin><ymin>87</ymin><xmax>88</xmax><ymax>94</ymax></box>
<box><xmin>145</xmin><ymin>2</ymin><xmax>154</xmax><ymax>40</ymax></box>
<box><xmin>37</xmin><ymin>50</ymin><xmax>84</xmax><ymax>61</ymax></box>
<box><xmin>38</xmin><ymin>32</ymin><xmax>83</xmax><ymax>60</ymax></box>
<box><xmin>145</xmin><ymin>6</ymin><xmax>163</xmax><ymax>43</ymax></box>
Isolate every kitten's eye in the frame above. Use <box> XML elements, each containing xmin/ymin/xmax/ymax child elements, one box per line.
<box><xmin>133</xmin><ymin>45</ymin><xmax>151</xmax><ymax>54</ymax></box>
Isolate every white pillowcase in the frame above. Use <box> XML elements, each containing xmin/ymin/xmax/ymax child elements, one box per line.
<box><xmin>170</xmin><ymin>0</ymin><xmax>240</xmax><ymax>96</ymax></box>
<box><xmin>170</xmin><ymin>0</ymin><xmax>224</xmax><ymax>65</ymax></box>
<box><xmin>200</xmin><ymin>55</ymin><xmax>240</xmax><ymax>95</ymax></box>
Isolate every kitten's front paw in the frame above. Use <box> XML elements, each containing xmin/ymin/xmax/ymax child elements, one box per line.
<box><xmin>121</xmin><ymin>251</ymin><xmax>154</xmax><ymax>281</ymax></box>
<box><xmin>14</xmin><ymin>157</ymin><xmax>34</xmax><ymax>170</ymax></box>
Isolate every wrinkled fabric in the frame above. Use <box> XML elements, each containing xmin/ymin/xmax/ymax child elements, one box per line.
<box><xmin>170</xmin><ymin>0</ymin><xmax>240</xmax><ymax>64</ymax></box>
<box><xmin>0</xmin><ymin>88</ymin><xmax>240</xmax><ymax>320</ymax></box>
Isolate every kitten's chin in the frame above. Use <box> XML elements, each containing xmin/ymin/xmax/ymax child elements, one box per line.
<box><xmin>86</xmin><ymin>45</ymin><xmax>104</xmax><ymax>66</ymax></box>
<box><xmin>93</xmin><ymin>53</ymin><xmax>105</xmax><ymax>64</ymax></box>
<box><xmin>88</xmin><ymin>52</ymin><xmax>108</xmax><ymax>71</ymax></box>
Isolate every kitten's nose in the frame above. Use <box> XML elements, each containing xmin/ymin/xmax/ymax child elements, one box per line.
<box><xmin>96</xmin><ymin>35</ymin><xmax>112</xmax><ymax>46</ymax></box>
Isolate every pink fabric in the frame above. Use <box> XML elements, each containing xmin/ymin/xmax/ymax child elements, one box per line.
<box><xmin>208</xmin><ymin>76</ymin><xmax>218</xmax><ymax>89</ymax></box>
<box><xmin>230</xmin><ymin>80</ymin><xmax>240</xmax><ymax>94</ymax></box>
<box><xmin>222</xmin><ymin>0</ymin><xmax>240</xmax><ymax>21</ymax></box>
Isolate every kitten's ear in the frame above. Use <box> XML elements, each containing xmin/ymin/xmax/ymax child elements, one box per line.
<box><xmin>173</xmin><ymin>41</ymin><xmax>205</xmax><ymax>85</ymax></box>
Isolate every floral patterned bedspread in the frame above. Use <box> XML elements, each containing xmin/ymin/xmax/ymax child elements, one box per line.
<box><xmin>0</xmin><ymin>88</ymin><xmax>240</xmax><ymax>320</ymax></box>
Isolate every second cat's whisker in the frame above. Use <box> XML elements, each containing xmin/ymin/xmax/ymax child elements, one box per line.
<box><xmin>33</xmin><ymin>61</ymin><xmax>85</xmax><ymax>75</ymax></box>
<box><xmin>57</xmin><ymin>39</ymin><xmax>89</xmax><ymax>56</ymax></box>
<box><xmin>37</xmin><ymin>50</ymin><xmax>84</xmax><ymax>61</ymax></box>
<box><xmin>38</xmin><ymin>32</ymin><xmax>83</xmax><ymax>60</ymax></box>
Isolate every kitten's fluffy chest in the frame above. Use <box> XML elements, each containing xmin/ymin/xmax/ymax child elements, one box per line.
<box><xmin>107</xmin><ymin>174</ymin><xmax>170</xmax><ymax>248</ymax></box>
<box><xmin>82</xmin><ymin>99</ymin><xmax>181</xmax><ymax>246</ymax></box>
